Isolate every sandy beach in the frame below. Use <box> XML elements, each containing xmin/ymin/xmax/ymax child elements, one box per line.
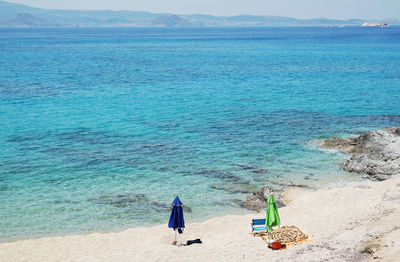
<box><xmin>1</xmin><ymin>175</ymin><xmax>399</xmax><ymax>262</ymax></box>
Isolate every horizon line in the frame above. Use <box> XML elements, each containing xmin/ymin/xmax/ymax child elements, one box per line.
<box><xmin>2</xmin><ymin>0</ymin><xmax>398</xmax><ymax>21</ymax></box>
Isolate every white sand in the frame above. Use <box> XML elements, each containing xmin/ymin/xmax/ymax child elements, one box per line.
<box><xmin>1</xmin><ymin>176</ymin><xmax>399</xmax><ymax>262</ymax></box>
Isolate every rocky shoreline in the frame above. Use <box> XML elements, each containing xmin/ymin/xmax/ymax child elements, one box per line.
<box><xmin>321</xmin><ymin>127</ymin><xmax>400</xmax><ymax>181</ymax></box>
<box><xmin>244</xmin><ymin>127</ymin><xmax>400</xmax><ymax>211</ymax></box>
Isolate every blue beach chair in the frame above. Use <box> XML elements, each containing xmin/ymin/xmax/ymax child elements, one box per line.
<box><xmin>251</xmin><ymin>218</ymin><xmax>268</xmax><ymax>233</ymax></box>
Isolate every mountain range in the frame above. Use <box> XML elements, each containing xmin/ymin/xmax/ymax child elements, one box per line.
<box><xmin>0</xmin><ymin>0</ymin><xmax>399</xmax><ymax>27</ymax></box>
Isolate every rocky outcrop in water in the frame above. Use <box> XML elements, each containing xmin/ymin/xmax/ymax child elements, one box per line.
<box><xmin>321</xmin><ymin>127</ymin><xmax>400</xmax><ymax>180</ymax></box>
<box><xmin>238</xmin><ymin>185</ymin><xmax>285</xmax><ymax>212</ymax></box>
<box><xmin>239</xmin><ymin>181</ymin><xmax>315</xmax><ymax>211</ymax></box>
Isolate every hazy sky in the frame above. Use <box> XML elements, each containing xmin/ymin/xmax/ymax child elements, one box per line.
<box><xmin>7</xmin><ymin>0</ymin><xmax>400</xmax><ymax>19</ymax></box>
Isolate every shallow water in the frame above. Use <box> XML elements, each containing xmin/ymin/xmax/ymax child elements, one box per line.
<box><xmin>1</xmin><ymin>27</ymin><xmax>400</xmax><ymax>241</ymax></box>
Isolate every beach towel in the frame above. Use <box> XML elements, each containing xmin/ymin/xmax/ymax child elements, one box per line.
<box><xmin>257</xmin><ymin>226</ymin><xmax>311</xmax><ymax>247</ymax></box>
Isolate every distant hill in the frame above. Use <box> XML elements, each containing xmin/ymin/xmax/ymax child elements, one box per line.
<box><xmin>0</xmin><ymin>0</ymin><xmax>399</xmax><ymax>28</ymax></box>
<box><xmin>1</xmin><ymin>13</ymin><xmax>56</xmax><ymax>27</ymax></box>
<box><xmin>149</xmin><ymin>15</ymin><xmax>192</xmax><ymax>27</ymax></box>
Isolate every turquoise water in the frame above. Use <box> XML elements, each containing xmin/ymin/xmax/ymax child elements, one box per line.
<box><xmin>1</xmin><ymin>27</ymin><xmax>400</xmax><ymax>241</ymax></box>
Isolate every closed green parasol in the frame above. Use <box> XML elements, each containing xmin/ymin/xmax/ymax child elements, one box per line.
<box><xmin>266</xmin><ymin>194</ymin><xmax>281</xmax><ymax>232</ymax></box>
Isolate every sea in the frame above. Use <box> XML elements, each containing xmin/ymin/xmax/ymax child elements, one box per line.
<box><xmin>1</xmin><ymin>27</ymin><xmax>400</xmax><ymax>242</ymax></box>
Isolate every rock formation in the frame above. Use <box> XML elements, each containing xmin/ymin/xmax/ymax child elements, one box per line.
<box><xmin>321</xmin><ymin>127</ymin><xmax>400</xmax><ymax>180</ymax></box>
<box><xmin>237</xmin><ymin>185</ymin><xmax>285</xmax><ymax>212</ymax></box>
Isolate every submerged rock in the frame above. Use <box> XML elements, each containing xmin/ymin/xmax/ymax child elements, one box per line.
<box><xmin>322</xmin><ymin>127</ymin><xmax>400</xmax><ymax>180</ymax></box>
<box><xmin>270</xmin><ymin>181</ymin><xmax>314</xmax><ymax>189</ymax></box>
<box><xmin>251</xmin><ymin>168</ymin><xmax>269</xmax><ymax>174</ymax></box>
<box><xmin>234</xmin><ymin>164</ymin><xmax>269</xmax><ymax>174</ymax></box>
<box><xmin>197</xmin><ymin>169</ymin><xmax>257</xmax><ymax>194</ymax></box>
<box><xmin>88</xmin><ymin>193</ymin><xmax>148</xmax><ymax>208</ymax></box>
<box><xmin>195</xmin><ymin>169</ymin><xmax>243</xmax><ymax>182</ymax></box>
<box><xmin>88</xmin><ymin>193</ymin><xmax>192</xmax><ymax>212</ymax></box>
<box><xmin>209</xmin><ymin>183</ymin><xmax>256</xmax><ymax>194</ymax></box>
<box><xmin>0</xmin><ymin>185</ymin><xmax>8</xmax><ymax>191</ymax></box>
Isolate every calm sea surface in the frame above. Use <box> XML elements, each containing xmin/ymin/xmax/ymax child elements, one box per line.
<box><xmin>1</xmin><ymin>27</ymin><xmax>400</xmax><ymax>241</ymax></box>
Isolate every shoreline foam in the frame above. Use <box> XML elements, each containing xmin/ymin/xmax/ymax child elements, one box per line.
<box><xmin>1</xmin><ymin>175</ymin><xmax>399</xmax><ymax>262</ymax></box>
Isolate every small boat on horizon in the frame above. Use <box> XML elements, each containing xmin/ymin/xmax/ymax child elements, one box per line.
<box><xmin>361</xmin><ymin>22</ymin><xmax>389</xmax><ymax>27</ymax></box>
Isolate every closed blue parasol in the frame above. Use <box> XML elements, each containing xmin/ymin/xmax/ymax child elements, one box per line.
<box><xmin>168</xmin><ymin>196</ymin><xmax>185</xmax><ymax>244</ymax></box>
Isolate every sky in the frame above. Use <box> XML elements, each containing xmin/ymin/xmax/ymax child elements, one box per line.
<box><xmin>5</xmin><ymin>0</ymin><xmax>400</xmax><ymax>19</ymax></box>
